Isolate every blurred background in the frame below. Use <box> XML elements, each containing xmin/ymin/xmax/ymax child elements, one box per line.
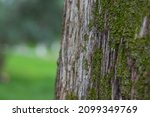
<box><xmin>0</xmin><ymin>0</ymin><xmax>64</xmax><ymax>99</ymax></box>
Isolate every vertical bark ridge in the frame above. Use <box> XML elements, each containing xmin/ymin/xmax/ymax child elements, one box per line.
<box><xmin>56</xmin><ymin>0</ymin><xmax>97</xmax><ymax>99</ymax></box>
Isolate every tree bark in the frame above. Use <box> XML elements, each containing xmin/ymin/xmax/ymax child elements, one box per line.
<box><xmin>55</xmin><ymin>0</ymin><xmax>150</xmax><ymax>100</ymax></box>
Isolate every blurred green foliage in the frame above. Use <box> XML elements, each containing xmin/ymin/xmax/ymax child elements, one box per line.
<box><xmin>0</xmin><ymin>0</ymin><xmax>63</xmax><ymax>99</ymax></box>
<box><xmin>0</xmin><ymin>0</ymin><xmax>64</xmax><ymax>45</ymax></box>
<box><xmin>0</xmin><ymin>51</ymin><xmax>57</xmax><ymax>99</ymax></box>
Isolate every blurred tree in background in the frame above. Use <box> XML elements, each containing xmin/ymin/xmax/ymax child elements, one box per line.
<box><xmin>0</xmin><ymin>0</ymin><xmax>63</xmax><ymax>66</ymax></box>
<box><xmin>0</xmin><ymin>0</ymin><xmax>63</xmax><ymax>45</ymax></box>
<box><xmin>0</xmin><ymin>0</ymin><xmax>64</xmax><ymax>99</ymax></box>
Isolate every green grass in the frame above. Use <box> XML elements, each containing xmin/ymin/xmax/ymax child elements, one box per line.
<box><xmin>0</xmin><ymin>53</ymin><xmax>57</xmax><ymax>100</ymax></box>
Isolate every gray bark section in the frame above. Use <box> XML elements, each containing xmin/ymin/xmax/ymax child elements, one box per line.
<box><xmin>56</xmin><ymin>0</ymin><xmax>96</xmax><ymax>99</ymax></box>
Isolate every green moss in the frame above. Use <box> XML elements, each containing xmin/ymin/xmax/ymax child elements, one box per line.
<box><xmin>91</xmin><ymin>48</ymin><xmax>102</xmax><ymax>82</ymax></box>
<box><xmin>87</xmin><ymin>88</ymin><xmax>97</xmax><ymax>100</ymax></box>
<box><xmin>131</xmin><ymin>36</ymin><xmax>150</xmax><ymax>99</ymax></box>
<box><xmin>92</xmin><ymin>0</ymin><xmax>150</xmax><ymax>47</ymax></box>
<box><xmin>88</xmin><ymin>19</ymin><xmax>94</xmax><ymax>31</ymax></box>
<box><xmin>87</xmin><ymin>48</ymin><xmax>102</xmax><ymax>99</ymax></box>
<box><xmin>83</xmin><ymin>59</ymin><xmax>88</xmax><ymax>71</ymax></box>
<box><xmin>86</xmin><ymin>40</ymin><xmax>115</xmax><ymax>99</ymax></box>
<box><xmin>83</xmin><ymin>33</ymin><xmax>89</xmax><ymax>42</ymax></box>
<box><xmin>99</xmin><ymin>75</ymin><xmax>111</xmax><ymax>99</ymax></box>
<box><xmin>66</xmin><ymin>92</ymin><xmax>78</xmax><ymax>100</ymax></box>
<box><xmin>88</xmin><ymin>0</ymin><xmax>150</xmax><ymax>99</ymax></box>
<box><xmin>88</xmin><ymin>48</ymin><xmax>111</xmax><ymax>99</ymax></box>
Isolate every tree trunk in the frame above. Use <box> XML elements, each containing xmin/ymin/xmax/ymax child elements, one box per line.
<box><xmin>0</xmin><ymin>45</ymin><xmax>5</xmax><ymax>83</ymax></box>
<box><xmin>55</xmin><ymin>0</ymin><xmax>150</xmax><ymax>100</ymax></box>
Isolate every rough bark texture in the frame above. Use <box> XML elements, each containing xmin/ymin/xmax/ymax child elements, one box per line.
<box><xmin>55</xmin><ymin>0</ymin><xmax>150</xmax><ymax>100</ymax></box>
